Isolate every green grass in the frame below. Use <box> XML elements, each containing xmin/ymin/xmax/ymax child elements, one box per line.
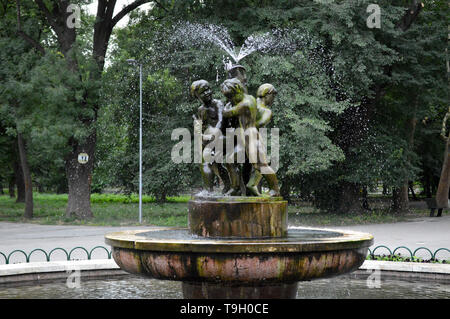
<box><xmin>287</xmin><ymin>204</ymin><xmax>430</xmax><ymax>227</ymax></box>
<box><xmin>0</xmin><ymin>193</ymin><xmax>433</xmax><ymax>227</ymax></box>
<box><xmin>0</xmin><ymin>193</ymin><xmax>189</xmax><ymax>227</ymax></box>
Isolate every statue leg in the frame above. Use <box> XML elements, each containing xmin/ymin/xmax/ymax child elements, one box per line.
<box><xmin>216</xmin><ymin>164</ymin><xmax>231</xmax><ymax>194</ymax></box>
<box><xmin>224</xmin><ymin>163</ymin><xmax>241</xmax><ymax>196</ymax></box>
<box><xmin>200</xmin><ymin>163</ymin><xmax>214</xmax><ymax>192</ymax></box>
<box><xmin>239</xmin><ymin>168</ymin><xmax>247</xmax><ymax>196</ymax></box>
<box><xmin>262</xmin><ymin>171</ymin><xmax>280</xmax><ymax>197</ymax></box>
<box><xmin>254</xmin><ymin>141</ymin><xmax>280</xmax><ymax>197</ymax></box>
<box><xmin>246</xmin><ymin>169</ymin><xmax>262</xmax><ymax>196</ymax></box>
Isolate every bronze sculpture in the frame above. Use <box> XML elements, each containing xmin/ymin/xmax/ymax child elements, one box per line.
<box><xmin>191</xmin><ymin>80</ymin><xmax>233</xmax><ymax>193</ymax></box>
<box><xmin>192</xmin><ymin>68</ymin><xmax>280</xmax><ymax>197</ymax></box>
<box><xmin>245</xmin><ymin>83</ymin><xmax>278</xmax><ymax>194</ymax></box>
<box><xmin>256</xmin><ymin>83</ymin><xmax>276</xmax><ymax>128</ymax></box>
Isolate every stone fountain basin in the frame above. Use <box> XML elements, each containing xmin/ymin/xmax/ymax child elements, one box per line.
<box><xmin>105</xmin><ymin>227</ymin><xmax>373</xmax><ymax>284</ymax></box>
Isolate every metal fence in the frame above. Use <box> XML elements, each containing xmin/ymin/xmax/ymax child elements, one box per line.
<box><xmin>0</xmin><ymin>245</ymin><xmax>449</xmax><ymax>265</ymax></box>
<box><xmin>367</xmin><ymin>245</ymin><xmax>450</xmax><ymax>261</ymax></box>
<box><xmin>0</xmin><ymin>246</ymin><xmax>112</xmax><ymax>265</ymax></box>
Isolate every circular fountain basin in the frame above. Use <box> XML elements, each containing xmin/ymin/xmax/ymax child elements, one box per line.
<box><xmin>105</xmin><ymin>227</ymin><xmax>373</xmax><ymax>298</ymax></box>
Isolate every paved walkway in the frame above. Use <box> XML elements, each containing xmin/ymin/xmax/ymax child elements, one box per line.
<box><xmin>0</xmin><ymin>223</ymin><xmax>148</xmax><ymax>263</ymax></box>
<box><xmin>327</xmin><ymin>216</ymin><xmax>450</xmax><ymax>259</ymax></box>
<box><xmin>0</xmin><ymin>215</ymin><xmax>449</xmax><ymax>263</ymax></box>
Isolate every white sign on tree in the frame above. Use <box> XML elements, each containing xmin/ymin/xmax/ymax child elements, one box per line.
<box><xmin>78</xmin><ymin>153</ymin><xmax>89</xmax><ymax>164</ymax></box>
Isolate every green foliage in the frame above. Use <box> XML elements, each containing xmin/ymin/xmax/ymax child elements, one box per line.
<box><xmin>367</xmin><ymin>254</ymin><xmax>449</xmax><ymax>264</ymax></box>
<box><xmin>97</xmin><ymin>48</ymin><xmax>197</xmax><ymax>199</ymax></box>
<box><xmin>0</xmin><ymin>0</ymin><xmax>101</xmax><ymax>194</ymax></box>
<box><xmin>99</xmin><ymin>1</ymin><xmax>355</xmax><ymax>200</ymax></box>
<box><xmin>1</xmin><ymin>0</ymin><xmax>448</xmax><ymax>215</ymax></box>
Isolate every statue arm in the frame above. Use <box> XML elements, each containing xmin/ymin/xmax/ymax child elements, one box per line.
<box><xmin>199</xmin><ymin>106</ymin><xmax>207</xmax><ymax>121</ymax></box>
<box><xmin>256</xmin><ymin>108</ymin><xmax>272</xmax><ymax>128</ymax></box>
<box><xmin>193</xmin><ymin>106</ymin><xmax>211</xmax><ymax>141</ymax></box>
<box><xmin>223</xmin><ymin>102</ymin><xmax>246</xmax><ymax>118</ymax></box>
<box><xmin>215</xmin><ymin>100</ymin><xmax>224</xmax><ymax>129</ymax></box>
<box><xmin>193</xmin><ymin>106</ymin><xmax>205</xmax><ymax>121</ymax></box>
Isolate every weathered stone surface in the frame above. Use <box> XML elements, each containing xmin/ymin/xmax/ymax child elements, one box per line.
<box><xmin>188</xmin><ymin>196</ymin><xmax>287</xmax><ymax>238</ymax></box>
<box><xmin>182</xmin><ymin>281</ymin><xmax>299</xmax><ymax>299</ymax></box>
<box><xmin>109</xmin><ymin>242</ymin><xmax>370</xmax><ymax>284</ymax></box>
<box><xmin>106</xmin><ymin>222</ymin><xmax>373</xmax><ymax>299</ymax></box>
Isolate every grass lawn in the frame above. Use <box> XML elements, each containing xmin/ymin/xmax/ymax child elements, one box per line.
<box><xmin>0</xmin><ymin>193</ymin><xmax>189</xmax><ymax>227</ymax></box>
<box><xmin>0</xmin><ymin>193</ymin><xmax>431</xmax><ymax>227</ymax></box>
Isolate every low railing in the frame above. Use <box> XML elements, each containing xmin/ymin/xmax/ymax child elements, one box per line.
<box><xmin>367</xmin><ymin>246</ymin><xmax>450</xmax><ymax>261</ymax></box>
<box><xmin>0</xmin><ymin>245</ymin><xmax>448</xmax><ymax>265</ymax></box>
<box><xmin>0</xmin><ymin>246</ymin><xmax>112</xmax><ymax>265</ymax></box>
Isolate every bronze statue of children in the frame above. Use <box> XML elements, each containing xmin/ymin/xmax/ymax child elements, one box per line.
<box><xmin>190</xmin><ymin>80</ymin><xmax>235</xmax><ymax>193</ymax></box>
<box><xmin>245</xmin><ymin>83</ymin><xmax>278</xmax><ymax>194</ymax></box>
<box><xmin>256</xmin><ymin>83</ymin><xmax>277</xmax><ymax>128</ymax></box>
<box><xmin>220</xmin><ymin>78</ymin><xmax>280</xmax><ymax>197</ymax></box>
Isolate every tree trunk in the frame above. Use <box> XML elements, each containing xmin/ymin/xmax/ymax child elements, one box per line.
<box><xmin>336</xmin><ymin>182</ymin><xmax>362</xmax><ymax>214</ymax></box>
<box><xmin>156</xmin><ymin>191</ymin><xmax>167</xmax><ymax>203</ymax></box>
<box><xmin>408</xmin><ymin>181</ymin><xmax>417</xmax><ymax>200</ymax></box>
<box><xmin>423</xmin><ymin>172</ymin><xmax>432</xmax><ymax>198</ymax></box>
<box><xmin>362</xmin><ymin>186</ymin><xmax>370</xmax><ymax>210</ymax></box>
<box><xmin>280</xmin><ymin>179</ymin><xmax>291</xmax><ymax>202</ymax></box>
<box><xmin>436</xmin><ymin>136</ymin><xmax>450</xmax><ymax>207</ymax></box>
<box><xmin>17</xmin><ymin>133</ymin><xmax>33</xmax><ymax>218</ymax></box>
<box><xmin>8</xmin><ymin>177</ymin><xmax>15</xmax><ymax>198</ymax></box>
<box><xmin>392</xmin><ymin>185</ymin><xmax>409</xmax><ymax>212</ymax></box>
<box><xmin>65</xmin><ymin>133</ymin><xmax>96</xmax><ymax>219</ymax></box>
<box><xmin>14</xmin><ymin>158</ymin><xmax>25</xmax><ymax>203</ymax></box>
<box><xmin>393</xmin><ymin>99</ymin><xmax>418</xmax><ymax>212</ymax></box>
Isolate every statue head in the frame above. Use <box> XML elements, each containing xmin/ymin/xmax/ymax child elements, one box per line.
<box><xmin>227</xmin><ymin>65</ymin><xmax>247</xmax><ymax>88</ymax></box>
<box><xmin>257</xmin><ymin>83</ymin><xmax>277</xmax><ymax>107</ymax></box>
<box><xmin>191</xmin><ymin>80</ymin><xmax>212</xmax><ymax>104</ymax></box>
<box><xmin>221</xmin><ymin>78</ymin><xmax>245</xmax><ymax>104</ymax></box>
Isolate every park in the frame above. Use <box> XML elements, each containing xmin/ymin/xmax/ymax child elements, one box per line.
<box><xmin>0</xmin><ymin>0</ymin><xmax>449</xmax><ymax>304</ymax></box>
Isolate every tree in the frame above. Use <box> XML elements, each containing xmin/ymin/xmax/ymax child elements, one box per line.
<box><xmin>290</xmin><ymin>0</ymin><xmax>446</xmax><ymax>213</ymax></box>
<box><xmin>436</xmin><ymin>107</ymin><xmax>449</xmax><ymax>207</ymax></box>
<box><xmin>14</xmin><ymin>0</ymin><xmax>160</xmax><ymax>219</ymax></box>
<box><xmin>0</xmin><ymin>0</ymin><xmax>46</xmax><ymax>217</ymax></box>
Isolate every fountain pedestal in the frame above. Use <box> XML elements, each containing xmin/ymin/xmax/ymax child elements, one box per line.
<box><xmin>188</xmin><ymin>196</ymin><xmax>287</xmax><ymax>238</ymax></box>
<box><xmin>182</xmin><ymin>281</ymin><xmax>298</xmax><ymax>299</ymax></box>
<box><xmin>106</xmin><ymin>196</ymin><xmax>373</xmax><ymax>299</ymax></box>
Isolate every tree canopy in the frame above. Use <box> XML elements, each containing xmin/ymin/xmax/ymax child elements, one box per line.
<box><xmin>1</xmin><ymin>0</ymin><xmax>448</xmax><ymax>217</ymax></box>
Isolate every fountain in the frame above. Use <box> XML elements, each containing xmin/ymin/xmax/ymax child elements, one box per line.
<box><xmin>105</xmin><ymin>24</ymin><xmax>373</xmax><ymax>299</ymax></box>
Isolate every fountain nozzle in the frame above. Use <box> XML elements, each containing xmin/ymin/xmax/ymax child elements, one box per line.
<box><xmin>226</xmin><ymin>64</ymin><xmax>247</xmax><ymax>90</ymax></box>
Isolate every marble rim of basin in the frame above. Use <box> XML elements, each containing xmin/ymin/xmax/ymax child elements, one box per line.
<box><xmin>105</xmin><ymin>227</ymin><xmax>374</xmax><ymax>253</ymax></box>
<box><xmin>105</xmin><ymin>227</ymin><xmax>373</xmax><ymax>284</ymax></box>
